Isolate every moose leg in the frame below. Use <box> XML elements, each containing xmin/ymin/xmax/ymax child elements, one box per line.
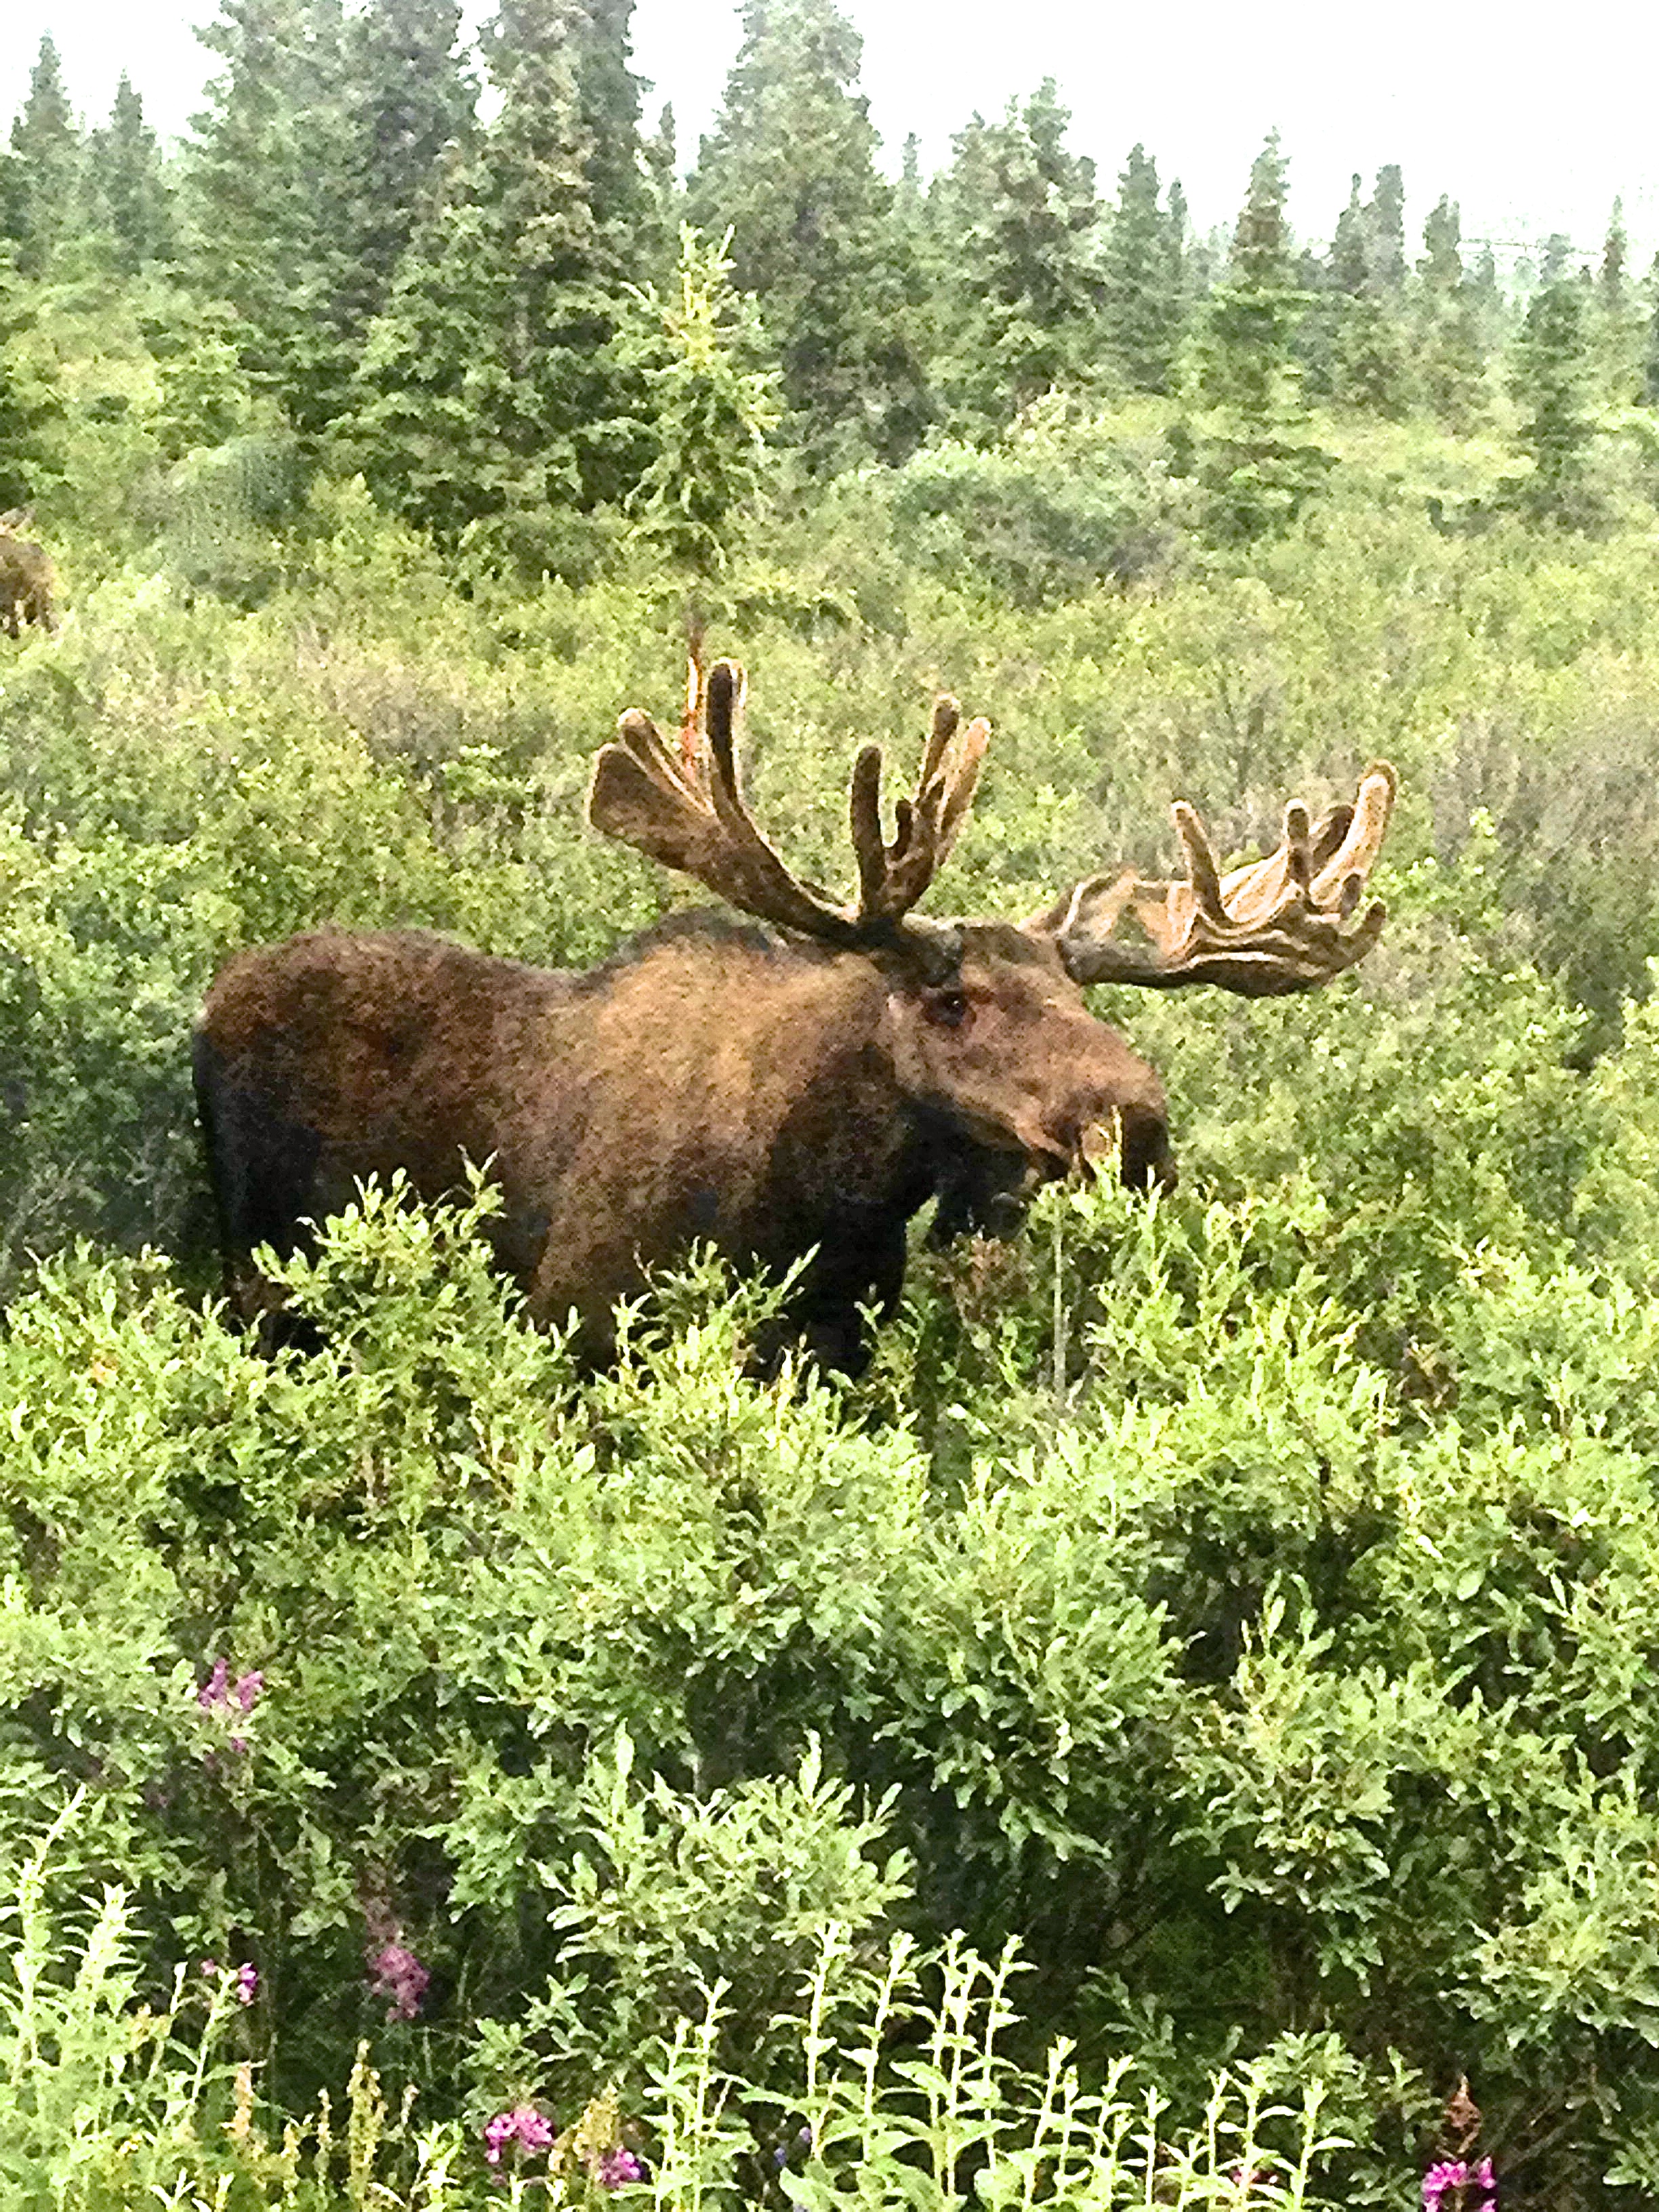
<box><xmin>773</xmin><ymin>1217</ymin><xmax>910</xmax><ymax>1378</ymax></box>
<box><xmin>192</xmin><ymin>1030</ymin><xmax>323</xmax><ymax>1333</ymax></box>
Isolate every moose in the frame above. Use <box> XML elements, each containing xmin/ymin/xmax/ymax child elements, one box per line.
<box><xmin>194</xmin><ymin>659</ymin><xmax>1396</xmax><ymax>1371</ymax></box>
<box><xmin>0</xmin><ymin>510</ymin><xmax>58</xmax><ymax>639</ymax></box>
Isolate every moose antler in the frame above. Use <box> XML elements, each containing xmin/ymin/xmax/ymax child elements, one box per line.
<box><xmin>587</xmin><ymin>657</ymin><xmax>989</xmax><ymax>950</ymax></box>
<box><xmin>1032</xmin><ymin>763</ymin><xmax>1398</xmax><ymax>995</ymax></box>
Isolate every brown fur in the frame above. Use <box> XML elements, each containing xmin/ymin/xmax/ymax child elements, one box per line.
<box><xmin>195</xmin><ymin>914</ymin><xmax>1170</xmax><ymax>1372</ymax></box>
<box><xmin>0</xmin><ymin>512</ymin><xmax>57</xmax><ymax>639</ymax></box>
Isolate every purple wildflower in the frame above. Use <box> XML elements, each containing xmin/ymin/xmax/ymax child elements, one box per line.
<box><xmin>1424</xmin><ymin>2163</ymin><xmax>1465</xmax><ymax>2210</ymax></box>
<box><xmin>1424</xmin><ymin>2160</ymin><xmax>1494</xmax><ymax>2212</ymax></box>
<box><xmin>196</xmin><ymin>1660</ymin><xmax>264</xmax><ymax>1753</ymax></box>
<box><xmin>597</xmin><ymin>2148</ymin><xmax>641</xmax><ymax>2190</ymax></box>
<box><xmin>368</xmin><ymin>1940</ymin><xmax>430</xmax><ymax>2021</ymax></box>
<box><xmin>483</xmin><ymin>2107</ymin><xmax>554</xmax><ymax>2165</ymax></box>
<box><xmin>200</xmin><ymin>1957</ymin><xmax>258</xmax><ymax>2005</ymax></box>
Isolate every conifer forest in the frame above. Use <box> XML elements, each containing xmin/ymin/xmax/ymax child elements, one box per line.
<box><xmin>9</xmin><ymin>1</ymin><xmax>1659</xmax><ymax>2205</ymax></box>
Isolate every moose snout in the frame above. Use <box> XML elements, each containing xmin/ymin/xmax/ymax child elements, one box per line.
<box><xmin>1066</xmin><ymin>1098</ymin><xmax>1176</xmax><ymax>1193</ymax></box>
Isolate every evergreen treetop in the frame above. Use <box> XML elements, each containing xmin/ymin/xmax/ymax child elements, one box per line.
<box><xmin>8</xmin><ymin>36</ymin><xmax>83</xmax><ymax>278</ymax></box>
<box><xmin>926</xmin><ymin>80</ymin><xmax>1103</xmax><ymax>432</ymax></box>
<box><xmin>89</xmin><ymin>75</ymin><xmax>174</xmax><ymax>275</ymax></box>
<box><xmin>1229</xmin><ymin>130</ymin><xmax>1292</xmax><ymax>289</ymax></box>
<box><xmin>346</xmin><ymin>0</ymin><xmax>649</xmax><ymax>555</ymax></box>
<box><xmin>186</xmin><ymin>0</ymin><xmax>359</xmax><ymax>436</ymax></box>
<box><xmin>340</xmin><ymin>0</ymin><xmax>476</xmax><ymax>327</ymax></box>
<box><xmin>1101</xmin><ymin>141</ymin><xmax>1183</xmax><ymax>394</ymax></box>
<box><xmin>1364</xmin><ymin>163</ymin><xmax>1406</xmax><ymax>291</ymax></box>
<box><xmin>687</xmin><ymin>0</ymin><xmax>926</xmax><ymax>466</ymax></box>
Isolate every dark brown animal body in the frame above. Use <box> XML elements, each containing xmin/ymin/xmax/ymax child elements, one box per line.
<box><xmin>195</xmin><ymin>914</ymin><xmax>1170</xmax><ymax>1369</ymax></box>
<box><xmin>0</xmin><ymin>512</ymin><xmax>57</xmax><ymax>639</ymax></box>
<box><xmin>195</xmin><ymin>658</ymin><xmax>1397</xmax><ymax>1371</ymax></box>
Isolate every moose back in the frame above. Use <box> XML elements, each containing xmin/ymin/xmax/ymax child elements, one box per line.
<box><xmin>195</xmin><ymin>659</ymin><xmax>1396</xmax><ymax>1370</ymax></box>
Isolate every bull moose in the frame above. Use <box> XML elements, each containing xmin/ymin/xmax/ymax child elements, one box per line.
<box><xmin>195</xmin><ymin>658</ymin><xmax>1396</xmax><ymax>1370</ymax></box>
<box><xmin>0</xmin><ymin>510</ymin><xmax>58</xmax><ymax>639</ymax></box>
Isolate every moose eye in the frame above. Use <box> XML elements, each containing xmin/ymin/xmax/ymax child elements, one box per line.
<box><xmin>926</xmin><ymin>991</ymin><xmax>971</xmax><ymax>1031</ymax></box>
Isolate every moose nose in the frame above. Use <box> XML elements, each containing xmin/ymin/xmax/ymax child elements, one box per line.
<box><xmin>1071</xmin><ymin>1109</ymin><xmax>1176</xmax><ymax>1191</ymax></box>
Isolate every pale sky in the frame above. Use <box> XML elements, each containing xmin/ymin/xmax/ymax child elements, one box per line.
<box><xmin>3</xmin><ymin>0</ymin><xmax>1654</xmax><ymax>270</ymax></box>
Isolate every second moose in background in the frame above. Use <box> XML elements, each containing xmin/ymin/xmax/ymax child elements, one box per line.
<box><xmin>0</xmin><ymin>510</ymin><xmax>58</xmax><ymax>640</ymax></box>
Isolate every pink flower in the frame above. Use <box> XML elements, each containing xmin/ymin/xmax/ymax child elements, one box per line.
<box><xmin>598</xmin><ymin>2148</ymin><xmax>642</xmax><ymax>2189</ymax></box>
<box><xmin>367</xmin><ymin>1940</ymin><xmax>430</xmax><ymax>2021</ymax></box>
<box><xmin>200</xmin><ymin>1957</ymin><xmax>257</xmax><ymax>2005</ymax></box>
<box><xmin>196</xmin><ymin>1660</ymin><xmax>264</xmax><ymax>1752</ymax></box>
<box><xmin>483</xmin><ymin>2107</ymin><xmax>554</xmax><ymax>2165</ymax></box>
<box><xmin>1424</xmin><ymin>2160</ymin><xmax>1494</xmax><ymax>2212</ymax></box>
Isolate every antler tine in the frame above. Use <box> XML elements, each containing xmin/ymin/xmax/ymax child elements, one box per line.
<box><xmin>1283</xmin><ymin>802</ymin><xmax>1313</xmax><ymax>894</ymax></box>
<box><xmin>935</xmin><ymin>717</ymin><xmax>990</xmax><ymax>864</ymax></box>
<box><xmin>849</xmin><ymin>744</ymin><xmax>888</xmax><ymax>916</ymax></box>
<box><xmin>616</xmin><ymin>705</ymin><xmax>687</xmax><ymax>794</ymax></box>
<box><xmin>842</xmin><ymin>694</ymin><xmax>992</xmax><ymax>924</ymax></box>
<box><xmin>1170</xmin><ymin>800</ymin><xmax>1229</xmax><ymax>922</ymax></box>
<box><xmin>1309</xmin><ymin>762</ymin><xmax>1397</xmax><ymax>906</ymax></box>
<box><xmin>701</xmin><ymin>658</ymin><xmax>748</xmax><ymax>831</ymax></box>
<box><xmin>919</xmin><ymin>695</ymin><xmax>961</xmax><ymax>794</ymax></box>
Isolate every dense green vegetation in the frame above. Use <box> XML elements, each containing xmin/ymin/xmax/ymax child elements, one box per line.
<box><xmin>9</xmin><ymin>3</ymin><xmax>1659</xmax><ymax>2207</ymax></box>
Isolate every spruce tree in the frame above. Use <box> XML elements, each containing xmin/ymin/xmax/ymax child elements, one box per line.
<box><xmin>348</xmin><ymin>0</ymin><xmax>646</xmax><ymax>551</ymax></box>
<box><xmin>1294</xmin><ymin>171</ymin><xmax>1360</xmax><ymax>402</ymax></box>
<box><xmin>1100</xmin><ymin>142</ymin><xmax>1183</xmax><ymax>394</ymax></box>
<box><xmin>88</xmin><ymin>76</ymin><xmax>175</xmax><ymax>275</ymax></box>
<box><xmin>1414</xmin><ymin>195</ymin><xmax>1482</xmax><ymax>429</ymax></box>
<box><xmin>1539</xmin><ymin>233</ymin><xmax>1572</xmax><ymax>286</ymax></box>
<box><xmin>186</xmin><ymin>0</ymin><xmax>359</xmax><ymax>438</ymax></box>
<box><xmin>1193</xmin><ymin>133</ymin><xmax>1328</xmax><ymax>542</ymax></box>
<box><xmin>0</xmin><ymin>148</ymin><xmax>21</xmax><ymax>253</ymax></box>
<box><xmin>1364</xmin><ymin>163</ymin><xmax>1406</xmax><ymax>292</ymax></box>
<box><xmin>1595</xmin><ymin>197</ymin><xmax>1641</xmax><ymax>401</ymax></box>
<box><xmin>623</xmin><ymin>223</ymin><xmax>779</xmax><ymax>587</ymax></box>
<box><xmin>1509</xmin><ymin>273</ymin><xmax>1601</xmax><ymax>527</ymax></box>
<box><xmin>0</xmin><ymin>255</ymin><xmax>61</xmax><ymax>506</ymax></box>
<box><xmin>687</xmin><ymin>0</ymin><xmax>927</xmax><ymax>466</ymax></box>
<box><xmin>571</xmin><ymin>0</ymin><xmax>655</xmax><ymax>266</ymax></box>
<box><xmin>7</xmin><ymin>37</ymin><xmax>84</xmax><ymax>278</ymax></box>
<box><xmin>928</xmin><ymin>80</ymin><xmax>1103</xmax><ymax>433</ymax></box>
<box><xmin>1197</xmin><ymin>130</ymin><xmax>1297</xmax><ymax>421</ymax></box>
<box><xmin>339</xmin><ymin>0</ymin><xmax>476</xmax><ymax>331</ymax></box>
<box><xmin>1326</xmin><ymin>166</ymin><xmax>1408</xmax><ymax>415</ymax></box>
<box><xmin>1465</xmin><ymin>241</ymin><xmax>1505</xmax><ymax>360</ymax></box>
<box><xmin>1329</xmin><ymin>173</ymin><xmax>1366</xmax><ymax>294</ymax></box>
